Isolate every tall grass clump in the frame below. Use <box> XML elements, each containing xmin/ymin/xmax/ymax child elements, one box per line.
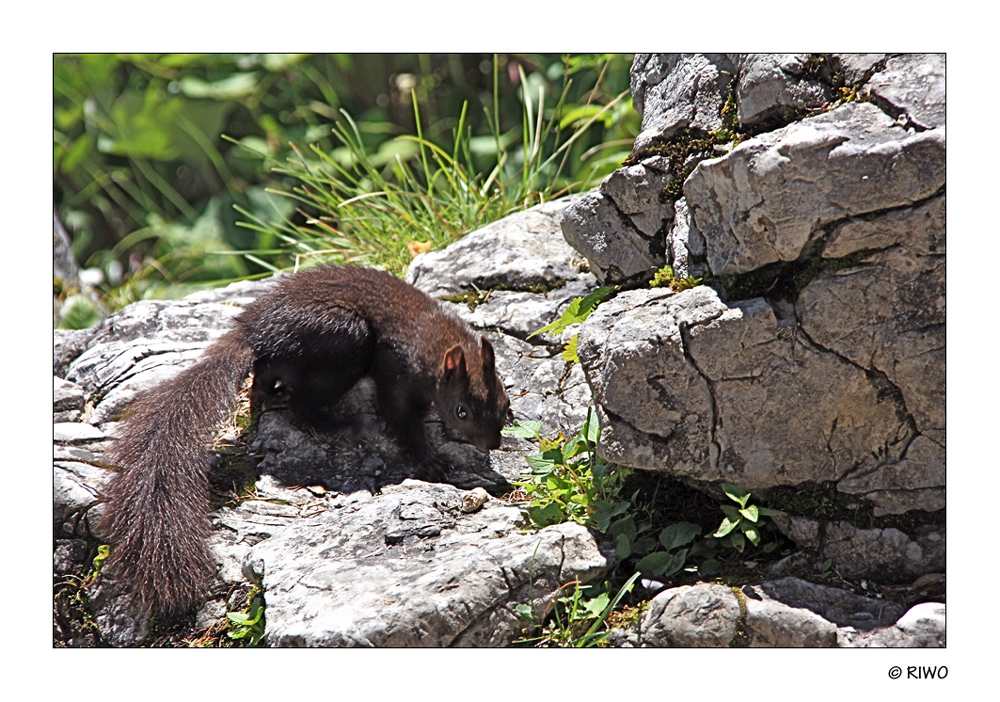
<box><xmin>233</xmin><ymin>56</ymin><xmax>633</xmax><ymax>276</ymax></box>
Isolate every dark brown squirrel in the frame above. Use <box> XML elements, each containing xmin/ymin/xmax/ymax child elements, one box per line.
<box><xmin>100</xmin><ymin>265</ymin><xmax>511</xmax><ymax>618</ymax></box>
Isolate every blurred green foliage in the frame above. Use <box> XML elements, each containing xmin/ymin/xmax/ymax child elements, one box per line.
<box><xmin>54</xmin><ymin>53</ymin><xmax>638</xmax><ymax>306</ymax></box>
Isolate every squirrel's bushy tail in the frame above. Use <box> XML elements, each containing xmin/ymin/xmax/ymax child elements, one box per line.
<box><xmin>101</xmin><ymin>328</ymin><xmax>254</xmax><ymax>617</ymax></box>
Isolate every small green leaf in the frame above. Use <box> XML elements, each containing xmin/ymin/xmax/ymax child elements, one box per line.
<box><xmin>713</xmin><ymin>516</ymin><xmax>739</xmax><ymax>538</ymax></box>
<box><xmin>632</xmin><ymin>536</ymin><xmax>658</xmax><ymax>556</ymax></box>
<box><xmin>649</xmin><ymin>549</ymin><xmax>688</xmax><ymax>577</ymax></box>
<box><xmin>615</xmin><ymin>533</ymin><xmax>633</xmax><ymax>559</ymax></box>
<box><xmin>582</xmin><ymin>592</ymin><xmax>611</xmax><ymax>618</ymax></box>
<box><xmin>699</xmin><ymin>558</ymin><xmax>719</xmax><ymax>576</ymax></box>
<box><xmin>741</xmin><ymin>522</ymin><xmax>761</xmax><ymax>546</ymax></box>
<box><xmin>720</xmin><ymin>504</ymin><xmax>741</xmax><ymax>521</ymax></box>
<box><xmin>608</xmin><ymin>515</ymin><xmax>637</xmax><ymax>542</ymax></box>
<box><xmin>528</xmin><ymin>502</ymin><xmax>564</xmax><ymax>527</ymax></box>
<box><xmin>658</xmin><ymin>522</ymin><xmax>702</xmax><ymax>551</ymax></box>
<box><xmin>721</xmin><ymin>483</ymin><xmax>750</xmax><ymax>508</ymax></box>
<box><xmin>739</xmin><ymin>505</ymin><xmax>759</xmax><ymax>523</ymax></box>
<box><xmin>526</xmin><ymin>451</ymin><xmax>559</xmax><ymax>474</ymax></box>
<box><xmin>502</xmin><ymin>420</ymin><xmax>543</xmax><ymax>439</ymax></box>
<box><xmin>562</xmin><ymin>335</ymin><xmax>580</xmax><ymax>363</ymax></box>
<box><xmin>527</xmin><ymin>287</ymin><xmax>614</xmax><ymax>339</ymax></box>
<box><xmin>636</xmin><ymin>550</ymin><xmax>679</xmax><ymax>576</ymax></box>
<box><xmin>592</xmin><ymin>499</ymin><xmax>629</xmax><ymax>532</ymax></box>
<box><xmin>92</xmin><ymin>544</ymin><xmax>110</xmax><ymax>572</ymax></box>
<box><xmin>581</xmin><ymin>407</ymin><xmax>601</xmax><ymax>444</ymax></box>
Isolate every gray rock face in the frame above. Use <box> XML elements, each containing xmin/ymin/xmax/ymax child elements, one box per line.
<box><xmin>635</xmin><ymin>577</ymin><xmax>933</xmax><ymax>647</ymax></box>
<box><xmin>561</xmin><ymin>189</ymin><xmax>662</xmax><ymax>285</ymax></box>
<box><xmin>406</xmin><ymin>197</ymin><xmax>588</xmax><ymax>297</ymax></box>
<box><xmin>685</xmin><ymin>102</ymin><xmax>945</xmax><ymax>275</ymax></box>
<box><xmin>798</xmin><ymin>245</ymin><xmax>945</xmax><ymax>448</ymax></box>
<box><xmin>564</xmin><ymin>54</ymin><xmax>945</xmax><ymax>586</ymax></box>
<box><xmin>630</xmin><ymin>53</ymin><xmax>735</xmax><ymax>153</ymax></box>
<box><xmin>578</xmin><ymin>286</ymin><xmax>919</xmax><ymax>497</ymax></box>
<box><xmin>733</xmin><ymin>54</ymin><xmax>830</xmax><ymax>128</ymax></box>
<box><xmin>577</xmin><ymin>286</ymin><xmax>720</xmax><ymax>473</ymax></box>
<box><xmin>867</xmin><ymin>54</ymin><xmax>945</xmax><ymax>129</ymax></box>
<box><xmin>838</xmin><ymin>601</ymin><xmax>945</xmax><ymax>647</ymax></box>
<box><xmin>636</xmin><ymin>578</ymin><xmax>945</xmax><ymax>648</ymax></box>
<box><xmin>640</xmin><ymin>582</ymin><xmax>741</xmax><ymax>647</ymax></box>
<box><xmin>772</xmin><ymin>515</ymin><xmax>944</xmax><ymax>583</ymax></box>
<box><xmin>239</xmin><ymin>481</ymin><xmax>611</xmax><ymax>646</ymax></box>
<box><xmin>53</xmin><ymin>377</ymin><xmax>86</xmax><ymax>423</ymax></box>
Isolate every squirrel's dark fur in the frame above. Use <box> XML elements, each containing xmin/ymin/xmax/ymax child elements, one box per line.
<box><xmin>101</xmin><ymin>265</ymin><xmax>510</xmax><ymax>618</ymax></box>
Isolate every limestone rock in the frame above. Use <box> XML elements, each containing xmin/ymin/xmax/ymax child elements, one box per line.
<box><xmin>685</xmin><ymin>102</ymin><xmax>945</xmax><ymax>275</ymax></box>
<box><xmin>577</xmin><ymin>286</ymin><xmax>723</xmax><ymax>473</ymax></box>
<box><xmin>733</xmin><ymin>54</ymin><xmax>830</xmax><ymax>128</ymax></box>
<box><xmin>828</xmin><ymin>54</ymin><xmax>886</xmax><ymax>85</ymax></box>
<box><xmin>579</xmin><ymin>286</ymin><xmax>913</xmax><ymax>491</ymax></box>
<box><xmin>867</xmin><ymin>54</ymin><xmax>945</xmax><ymax>129</ymax></box>
<box><xmin>241</xmin><ymin>481</ymin><xmax>612</xmax><ymax>646</ymax></box>
<box><xmin>753</xmin><ymin>577</ymin><xmax>905</xmax><ymax>628</ymax></box>
<box><xmin>636</xmin><ymin>577</ymin><xmax>915</xmax><ymax>647</ymax></box>
<box><xmin>771</xmin><ymin>514</ymin><xmax>945</xmax><ymax>583</ymax></box>
<box><xmin>630</xmin><ymin>53</ymin><xmax>735</xmax><ymax>153</ymax></box>
<box><xmin>798</xmin><ymin>243</ymin><xmax>946</xmax><ymax>447</ymax></box>
<box><xmin>839</xmin><ymin>602</ymin><xmax>945</xmax><ymax>647</ymax></box>
<box><xmin>821</xmin><ymin>195</ymin><xmax>945</xmax><ymax>259</ymax></box>
<box><xmin>838</xmin><ymin>436</ymin><xmax>946</xmax><ymax>516</ymax></box>
<box><xmin>639</xmin><ymin>582</ymin><xmax>739</xmax><ymax>647</ymax></box>
<box><xmin>561</xmin><ymin>189</ymin><xmax>662</xmax><ymax>285</ymax></box>
<box><xmin>53</xmin><ymin>376</ymin><xmax>86</xmax><ymax>423</ymax></box>
<box><xmin>406</xmin><ymin>196</ymin><xmax>587</xmax><ymax>298</ymax></box>
<box><xmin>599</xmin><ymin>161</ymin><xmax>675</xmax><ymax>239</ymax></box>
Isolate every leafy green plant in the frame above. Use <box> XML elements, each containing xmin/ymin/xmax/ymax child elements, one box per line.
<box><xmin>517</xmin><ymin>571</ymin><xmax>642</xmax><ymax>647</ymax></box>
<box><xmin>649</xmin><ymin>264</ymin><xmax>703</xmax><ymax>293</ymax></box>
<box><xmin>508</xmin><ymin>414</ymin><xmax>790</xmax><ymax>644</ymax></box>
<box><xmin>227</xmin><ymin>588</ymin><xmax>266</xmax><ymax>647</ymax></box>
<box><xmin>527</xmin><ymin>286</ymin><xmax>615</xmax><ymax>362</ymax></box>
<box><xmin>711</xmin><ymin>483</ymin><xmax>779</xmax><ymax>553</ymax></box>
<box><xmin>506</xmin><ymin>408</ymin><xmax>625</xmax><ymax>528</ymax></box>
<box><xmin>508</xmin><ymin>411</ymin><xmax>713</xmax><ymax>580</ymax></box>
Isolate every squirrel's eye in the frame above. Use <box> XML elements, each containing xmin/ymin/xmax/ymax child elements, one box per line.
<box><xmin>456</xmin><ymin>405</ymin><xmax>468</xmax><ymax>420</ymax></box>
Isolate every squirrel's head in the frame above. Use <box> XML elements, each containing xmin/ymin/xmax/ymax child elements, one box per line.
<box><xmin>437</xmin><ymin>336</ymin><xmax>511</xmax><ymax>452</ymax></box>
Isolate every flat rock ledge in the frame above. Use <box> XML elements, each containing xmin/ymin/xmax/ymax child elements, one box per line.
<box><xmin>613</xmin><ymin>578</ymin><xmax>944</xmax><ymax>648</ymax></box>
<box><xmin>236</xmin><ymin>480</ymin><xmax>611</xmax><ymax>647</ymax></box>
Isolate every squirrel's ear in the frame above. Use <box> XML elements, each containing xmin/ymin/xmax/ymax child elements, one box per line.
<box><xmin>443</xmin><ymin>345</ymin><xmax>466</xmax><ymax>374</ymax></box>
<box><xmin>480</xmin><ymin>336</ymin><xmax>495</xmax><ymax>370</ymax></box>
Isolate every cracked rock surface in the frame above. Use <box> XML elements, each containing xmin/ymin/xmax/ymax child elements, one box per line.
<box><xmin>685</xmin><ymin>102</ymin><xmax>945</xmax><ymax>275</ymax></box>
<box><xmin>239</xmin><ymin>481</ymin><xmax>610</xmax><ymax>646</ymax></box>
<box><xmin>627</xmin><ymin>577</ymin><xmax>942</xmax><ymax>647</ymax></box>
<box><xmin>568</xmin><ymin>54</ymin><xmax>945</xmax><ymax>585</ymax></box>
